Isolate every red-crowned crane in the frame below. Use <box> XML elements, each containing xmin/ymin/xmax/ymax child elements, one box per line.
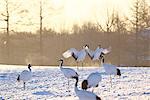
<box><xmin>62</xmin><ymin>46</ymin><xmax>86</xmax><ymax>69</ymax></box>
<box><xmin>17</xmin><ymin>64</ymin><xmax>32</xmax><ymax>90</ymax></box>
<box><xmin>74</xmin><ymin>77</ymin><xmax>101</xmax><ymax>100</ymax></box>
<box><xmin>59</xmin><ymin>59</ymin><xmax>79</xmax><ymax>91</ymax></box>
<box><xmin>101</xmin><ymin>56</ymin><xmax>121</xmax><ymax>87</ymax></box>
<box><xmin>81</xmin><ymin>72</ymin><xmax>102</xmax><ymax>92</ymax></box>
<box><xmin>85</xmin><ymin>45</ymin><xmax>111</xmax><ymax>61</ymax></box>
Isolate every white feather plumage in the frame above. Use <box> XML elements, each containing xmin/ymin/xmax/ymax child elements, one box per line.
<box><xmin>85</xmin><ymin>45</ymin><xmax>111</xmax><ymax>61</ymax></box>
<box><xmin>102</xmin><ymin>63</ymin><xmax>118</xmax><ymax>75</ymax></box>
<box><xmin>101</xmin><ymin>57</ymin><xmax>120</xmax><ymax>76</ymax></box>
<box><xmin>60</xmin><ymin>67</ymin><xmax>78</xmax><ymax>78</ymax></box>
<box><xmin>17</xmin><ymin>64</ymin><xmax>32</xmax><ymax>90</ymax></box>
<box><xmin>75</xmin><ymin>78</ymin><xmax>101</xmax><ymax>100</ymax></box>
<box><xmin>19</xmin><ymin>70</ymin><xmax>32</xmax><ymax>82</ymax></box>
<box><xmin>86</xmin><ymin>72</ymin><xmax>102</xmax><ymax>88</ymax></box>
<box><xmin>62</xmin><ymin>47</ymin><xmax>86</xmax><ymax>62</ymax></box>
<box><xmin>100</xmin><ymin>57</ymin><xmax>121</xmax><ymax>87</ymax></box>
<box><xmin>63</xmin><ymin>48</ymin><xmax>78</xmax><ymax>58</ymax></box>
<box><xmin>59</xmin><ymin>59</ymin><xmax>78</xmax><ymax>78</ymax></box>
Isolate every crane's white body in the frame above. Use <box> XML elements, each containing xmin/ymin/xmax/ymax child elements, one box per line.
<box><xmin>59</xmin><ymin>59</ymin><xmax>78</xmax><ymax>78</ymax></box>
<box><xmin>75</xmin><ymin>78</ymin><xmax>101</xmax><ymax>100</ymax></box>
<box><xmin>59</xmin><ymin>59</ymin><xmax>78</xmax><ymax>92</ymax></box>
<box><xmin>19</xmin><ymin>70</ymin><xmax>32</xmax><ymax>82</ymax></box>
<box><xmin>102</xmin><ymin>63</ymin><xmax>118</xmax><ymax>75</ymax></box>
<box><xmin>75</xmin><ymin>89</ymin><xmax>100</xmax><ymax>100</ymax></box>
<box><xmin>17</xmin><ymin>64</ymin><xmax>32</xmax><ymax>90</ymax></box>
<box><xmin>60</xmin><ymin>67</ymin><xmax>78</xmax><ymax>78</ymax></box>
<box><xmin>86</xmin><ymin>72</ymin><xmax>102</xmax><ymax>88</ymax></box>
<box><xmin>100</xmin><ymin>57</ymin><xmax>118</xmax><ymax>76</ymax></box>
<box><xmin>100</xmin><ymin>57</ymin><xmax>121</xmax><ymax>87</ymax></box>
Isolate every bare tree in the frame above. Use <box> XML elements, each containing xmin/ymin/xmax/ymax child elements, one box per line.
<box><xmin>139</xmin><ymin>0</ymin><xmax>150</xmax><ymax>29</ymax></box>
<box><xmin>0</xmin><ymin>0</ymin><xmax>23</xmax><ymax>64</ymax></box>
<box><xmin>72</xmin><ymin>24</ymin><xmax>81</xmax><ymax>34</ymax></box>
<box><xmin>112</xmin><ymin>12</ymin><xmax>128</xmax><ymax>34</ymax></box>
<box><xmin>1</xmin><ymin>0</ymin><xmax>10</xmax><ymax>62</ymax></box>
<box><xmin>40</xmin><ymin>1</ymin><xmax>43</xmax><ymax>65</ymax></box>
<box><xmin>130</xmin><ymin>0</ymin><xmax>150</xmax><ymax>66</ymax></box>
<box><xmin>106</xmin><ymin>10</ymin><xmax>115</xmax><ymax>33</ymax></box>
<box><xmin>112</xmin><ymin>12</ymin><xmax>126</xmax><ymax>66</ymax></box>
<box><xmin>131</xmin><ymin>0</ymin><xmax>150</xmax><ymax>31</ymax></box>
<box><xmin>96</xmin><ymin>9</ymin><xmax>116</xmax><ymax>47</ymax></box>
<box><xmin>138</xmin><ymin>0</ymin><xmax>150</xmax><ymax>66</ymax></box>
<box><xmin>130</xmin><ymin>0</ymin><xmax>141</xmax><ymax>66</ymax></box>
<box><xmin>97</xmin><ymin>9</ymin><xmax>115</xmax><ymax>33</ymax></box>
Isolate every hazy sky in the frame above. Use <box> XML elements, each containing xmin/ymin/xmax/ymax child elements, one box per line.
<box><xmin>0</xmin><ymin>0</ymin><xmax>149</xmax><ymax>32</ymax></box>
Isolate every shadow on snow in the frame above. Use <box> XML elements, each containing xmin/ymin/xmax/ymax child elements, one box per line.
<box><xmin>32</xmin><ymin>91</ymin><xmax>55</xmax><ymax>96</ymax></box>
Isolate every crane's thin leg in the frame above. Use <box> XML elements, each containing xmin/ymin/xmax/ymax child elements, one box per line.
<box><xmin>110</xmin><ymin>75</ymin><xmax>112</xmax><ymax>88</ymax></box>
<box><xmin>67</xmin><ymin>78</ymin><xmax>70</xmax><ymax>92</ymax></box>
<box><xmin>67</xmin><ymin>78</ymin><xmax>71</xmax><ymax>96</ymax></box>
<box><xmin>81</xmin><ymin>62</ymin><xmax>84</xmax><ymax>70</ymax></box>
<box><xmin>76</xmin><ymin>62</ymin><xmax>79</xmax><ymax>70</ymax></box>
<box><xmin>23</xmin><ymin>82</ymin><xmax>25</xmax><ymax>90</ymax></box>
<box><xmin>68</xmin><ymin>79</ymin><xmax>69</xmax><ymax>90</ymax></box>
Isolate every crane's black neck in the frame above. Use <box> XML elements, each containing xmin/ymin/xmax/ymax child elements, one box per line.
<box><xmin>99</xmin><ymin>53</ymin><xmax>104</xmax><ymax>59</ymax></box>
<box><xmin>100</xmin><ymin>56</ymin><xmax>104</xmax><ymax>63</ymax></box>
<box><xmin>28</xmin><ymin>67</ymin><xmax>31</xmax><ymax>71</ymax></box>
<box><xmin>87</xmin><ymin>52</ymin><xmax>94</xmax><ymax>60</ymax></box>
<box><xmin>60</xmin><ymin>60</ymin><xmax>63</xmax><ymax>67</ymax></box>
<box><xmin>74</xmin><ymin>77</ymin><xmax>79</xmax><ymax>93</ymax></box>
<box><xmin>85</xmin><ymin>46</ymin><xmax>94</xmax><ymax>59</ymax></box>
<box><xmin>85</xmin><ymin>44</ymin><xmax>89</xmax><ymax>48</ymax></box>
<box><xmin>28</xmin><ymin>64</ymin><xmax>31</xmax><ymax>72</ymax></box>
<box><xmin>102</xmin><ymin>57</ymin><xmax>104</xmax><ymax>63</ymax></box>
<box><xmin>72</xmin><ymin>53</ymin><xmax>77</xmax><ymax>60</ymax></box>
<box><xmin>75</xmin><ymin>77</ymin><xmax>78</xmax><ymax>87</ymax></box>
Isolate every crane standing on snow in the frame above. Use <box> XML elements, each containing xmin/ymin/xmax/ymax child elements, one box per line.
<box><xmin>59</xmin><ymin>59</ymin><xmax>79</xmax><ymax>91</ymax></box>
<box><xmin>17</xmin><ymin>64</ymin><xmax>32</xmax><ymax>90</ymax></box>
<box><xmin>74</xmin><ymin>77</ymin><xmax>101</xmax><ymax>100</ymax></box>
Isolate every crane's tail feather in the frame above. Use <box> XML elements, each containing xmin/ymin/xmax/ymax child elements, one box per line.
<box><xmin>62</xmin><ymin>50</ymin><xmax>72</xmax><ymax>58</ymax></box>
<box><xmin>96</xmin><ymin>84</ymin><xmax>99</xmax><ymax>87</ymax></box>
<box><xmin>117</xmin><ymin>68</ymin><xmax>121</xmax><ymax>76</ymax></box>
<box><xmin>17</xmin><ymin>75</ymin><xmax>20</xmax><ymax>82</ymax></box>
<box><xmin>81</xmin><ymin>80</ymin><xmax>88</xmax><ymax>90</ymax></box>
<box><xmin>96</xmin><ymin>96</ymin><xmax>101</xmax><ymax>100</ymax></box>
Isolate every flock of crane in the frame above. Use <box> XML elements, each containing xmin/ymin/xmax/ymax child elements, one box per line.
<box><xmin>17</xmin><ymin>45</ymin><xmax>121</xmax><ymax>100</ymax></box>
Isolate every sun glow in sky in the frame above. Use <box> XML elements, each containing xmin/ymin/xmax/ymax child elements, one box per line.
<box><xmin>0</xmin><ymin>0</ymin><xmax>149</xmax><ymax>32</ymax></box>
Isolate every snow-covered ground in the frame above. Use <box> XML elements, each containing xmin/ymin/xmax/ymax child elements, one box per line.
<box><xmin>0</xmin><ymin>65</ymin><xmax>150</xmax><ymax>100</ymax></box>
